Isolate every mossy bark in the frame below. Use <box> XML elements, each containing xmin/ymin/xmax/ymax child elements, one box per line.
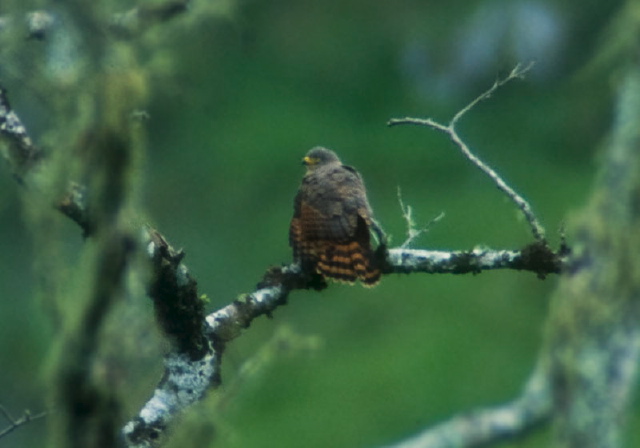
<box><xmin>544</xmin><ymin>67</ymin><xmax>640</xmax><ymax>448</ymax></box>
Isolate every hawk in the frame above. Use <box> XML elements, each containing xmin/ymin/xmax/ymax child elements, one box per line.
<box><xmin>289</xmin><ymin>147</ymin><xmax>384</xmax><ymax>287</ymax></box>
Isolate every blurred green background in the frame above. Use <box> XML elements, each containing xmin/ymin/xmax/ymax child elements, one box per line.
<box><xmin>0</xmin><ymin>0</ymin><xmax>632</xmax><ymax>447</ymax></box>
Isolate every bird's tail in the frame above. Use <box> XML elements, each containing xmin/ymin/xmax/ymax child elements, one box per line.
<box><xmin>317</xmin><ymin>241</ymin><xmax>381</xmax><ymax>287</ymax></box>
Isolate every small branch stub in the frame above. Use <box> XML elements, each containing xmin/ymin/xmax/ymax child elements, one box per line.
<box><xmin>0</xmin><ymin>85</ymin><xmax>42</xmax><ymax>179</ymax></box>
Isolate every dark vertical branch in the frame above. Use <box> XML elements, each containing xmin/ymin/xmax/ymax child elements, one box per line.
<box><xmin>53</xmin><ymin>115</ymin><xmax>139</xmax><ymax>447</ymax></box>
<box><xmin>48</xmin><ymin>4</ymin><xmax>148</xmax><ymax>447</ymax></box>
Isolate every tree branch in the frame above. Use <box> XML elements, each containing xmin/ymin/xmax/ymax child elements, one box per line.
<box><xmin>0</xmin><ymin>405</ymin><xmax>47</xmax><ymax>440</ymax></box>
<box><xmin>386</xmin><ymin>61</ymin><xmax>640</xmax><ymax>448</ymax></box>
<box><xmin>384</xmin><ymin>363</ymin><xmax>552</xmax><ymax>448</ymax></box>
<box><xmin>388</xmin><ymin>63</ymin><xmax>546</xmax><ymax>244</ymax></box>
<box><xmin>541</xmin><ymin>60</ymin><xmax>640</xmax><ymax>448</ymax></box>
<box><xmin>0</xmin><ymin>63</ymin><xmax>565</xmax><ymax>447</ymax></box>
<box><xmin>121</xmin><ymin>239</ymin><xmax>564</xmax><ymax>447</ymax></box>
<box><xmin>52</xmin><ymin>92</ymin><xmax>140</xmax><ymax>448</ymax></box>
<box><xmin>387</xmin><ymin>244</ymin><xmax>562</xmax><ymax>277</ymax></box>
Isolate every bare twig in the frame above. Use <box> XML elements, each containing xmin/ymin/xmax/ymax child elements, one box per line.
<box><xmin>388</xmin><ymin>63</ymin><xmax>546</xmax><ymax>244</ymax></box>
<box><xmin>0</xmin><ymin>405</ymin><xmax>47</xmax><ymax>440</ymax></box>
<box><xmin>397</xmin><ymin>186</ymin><xmax>444</xmax><ymax>248</ymax></box>
<box><xmin>450</xmin><ymin>63</ymin><xmax>535</xmax><ymax>128</ymax></box>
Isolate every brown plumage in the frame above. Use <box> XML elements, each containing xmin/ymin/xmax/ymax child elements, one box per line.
<box><xmin>289</xmin><ymin>147</ymin><xmax>383</xmax><ymax>287</ymax></box>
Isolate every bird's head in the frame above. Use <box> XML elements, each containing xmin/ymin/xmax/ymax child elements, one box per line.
<box><xmin>302</xmin><ymin>147</ymin><xmax>341</xmax><ymax>171</ymax></box>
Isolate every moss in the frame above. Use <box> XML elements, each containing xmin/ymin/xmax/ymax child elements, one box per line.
<box><xmin>148</xmin><ymin>241</ymin><xmax>208</xmax><ymax>360</ymax></box>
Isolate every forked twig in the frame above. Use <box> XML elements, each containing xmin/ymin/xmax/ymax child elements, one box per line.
<box><xmin>398</xmin><ymin>186</ymin><xmax>444</xmax><ymax>248</ymax></box>
<box><xmin>388</xmin><ymin>63</ymin><xmax>546</xmax><ymax>244</ymax></box>
<box><xmin>0</xmin><ymin>405</ymin><xmax>47</xmax><ymax>440</ymax></box>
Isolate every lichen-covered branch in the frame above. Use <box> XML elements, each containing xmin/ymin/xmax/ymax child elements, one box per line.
<box><xmin>0</xmin><ymin>85</ymin><xmax>42</xmax><ymax>180</ymax></box>
<box><xmin>121</xmin><ymin>238</ymin><xmax>301</xmax><ymax>447</ymax></box>
<box><xmin>122</xmin><ymin>240</ymin><xmax>565</xmax><ymax>447</ymax></box>
<box><xmin>122</xmin><ymin>349</ymin><xmax>220</xmax><ymax>447</ymax></box>
<box><xmin>542</xmin><ymin>63</ymin><xmax>640</xmax><ymax>448</ymax></box>
<box><xmin>387</xmin><ymin>243</ymin><xmax>563</xmax><ymax>278</ymax></box>
<box><xmin>385</xmin><ymin>363</ymin><xmax>552</xmax><ymax>448</ymax></box>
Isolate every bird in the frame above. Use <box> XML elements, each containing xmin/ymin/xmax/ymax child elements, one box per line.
<box><xmin>289</xmin><ymin>147</ymin><xmax>384</xmax><ymax>287</ymax></box>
